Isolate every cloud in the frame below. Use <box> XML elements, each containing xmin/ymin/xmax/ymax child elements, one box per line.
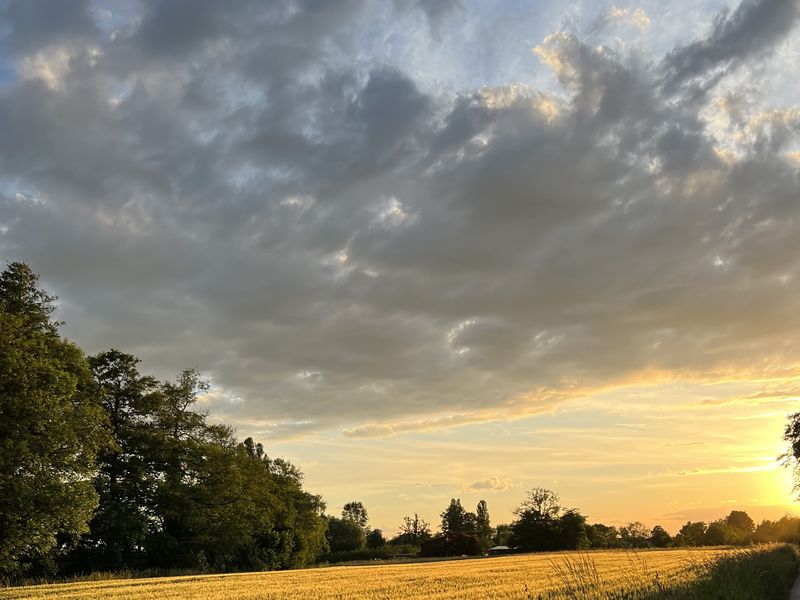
<box><xmin>1</xmin><ymin>0</ymin><xmax>799</xmax><ymax>442</ymax></box>
<box><xmin>394</xmin><ymin>0</ymin><xmax>464</xmax><ymax>39</ymax></box>
<box><xmin>662</xmin><ymin>0</ymin><xmax>800</xmax><ymax>92</ymax></box>
<box><xmin>343</xmin><ymin>414</ymin><xmax>481</xmax><ymax>439</ymax></box>
<box><xmin>607</xmin><ymin>6</ymin><xmax>651</xmax><ymax>30</ymax></box>
<box><xmin>463</xmin><ymin>476</ymin><xmax>511</xmax><ymax>493</ymax></box>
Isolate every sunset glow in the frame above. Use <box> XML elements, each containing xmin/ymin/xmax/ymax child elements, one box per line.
<box><xmin>2</xmin><ymin>0</ymin><xmax>800</xmax><ymax>541</ymax></box>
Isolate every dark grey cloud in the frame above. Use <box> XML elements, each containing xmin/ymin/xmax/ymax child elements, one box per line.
<box><xmin>0</xmin><ymin>0</ymin><xmax>98</xmax><ymax>54</ymax></box>
<box><xmin>1</xmin><ymin>0</ymin><xmax>799</xmax><ymax>440</ymax></box>
<box><xmin>662</xmin><ymin>0</ymin><xmax>800</xmax><ymax>92</ymax></box>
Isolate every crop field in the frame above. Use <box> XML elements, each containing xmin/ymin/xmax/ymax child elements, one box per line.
<box><xmin>1</xmin><ymin>545</ymin><xmax>796</xmax><ymax>600</ymax></box>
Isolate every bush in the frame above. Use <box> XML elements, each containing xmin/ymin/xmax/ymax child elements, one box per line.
<box><xmin>321</xmin><ymin>545</ymin><xmax>418</xmax><ymax>564</ymax></box>
<box><xmin>420</xmin><ymin>533</ymin><xmax>480</xmax><ymax>557</ymax></box>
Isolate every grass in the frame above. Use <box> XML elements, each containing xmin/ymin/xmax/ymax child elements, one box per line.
<box><xmin>1</xmin><ymin>545</ymin><xmax>796</xmax><ymax>599</ymax></box>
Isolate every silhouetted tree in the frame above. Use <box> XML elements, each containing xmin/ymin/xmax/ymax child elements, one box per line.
<box><xmin>585</xmin><ymin>523</ymin><xmax>620</xmax><ymax>549</ymax></box>
<box><xmin>365</xmin><ymin>529</ymin><xmax>386</xmax><ymax>548</ymax></box>
<box><xmin>649</xmin><ymin>525</ymin><xmax>672</xmax><ymax>547</ymax></box>
<box><xmin>420</xmin><ymin>532</ymin><xmax>480</xmax><ymax>557</ymax></box>
<box><xmin>754</xmin><ymin>516</ymin><xmax>800</xmax><ymax>544</ymax></box>
<box><xmin>325</xmin><ymin>517</ymin><xmax>365</xmax><ymax>553</ymax></box>
<box><xmin>492</xmin><ymin>524</ymin><xmax>512</xmax><ymax>546</ymax></box>
<box><xmin>441</xmin><ymin>499</ymin><xmax>475</xmax><ymax>535</ymax></box>
<box><xmin>392</xmin><ymin>514</ymin><xmax>431</xmax><ymax>545</ymax></box>
<box><xmin>620</xmin><ymin>522</ymin><xmax>650</xmax><ymax>548</ymax></box>
<box><xmin>724</xmin><ymin>510</ymin><xmax>754</xmax><ymax>544</ymax></box>
<box><xmin>675</xmin><ymin>521</ymin><xmax>707</xmax><ymax>546</ymax></box>
<box><xmin>556</xmin><ymin>509</ymin><xmax>589</xmax><ymax>550</ymax></box>
<box><xmin>475</xmin><ymin>500</ymin><xmax>492</xmax><ymax>552</ymax></box>
<box><xmin>509</xmin><ymin>488</ymin><xmax>562</xmax><ymax>551</ymax></box>
<box><xmin>342</xmin><ymin>501</ymin><xmax>369</xmax><ymax>528</ymax></box>
<box><xmin>705</xmin><ymin>520</ymin><xmax>734</xmax><ymax>546</ymax></box>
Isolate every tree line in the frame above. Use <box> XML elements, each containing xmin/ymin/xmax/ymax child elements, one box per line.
<box><xmin>322</xmin><ymin>487</ymin><xmax>800</xmax><ymax>563</ymax></box>
<box><xmin>1</xmin><ymin>263</ymin><xmax>328</xmax><ymax>579</ymax></box>
<box><xmin>3</xmin><ymin>261</ymin><xmax>800</xmax><ymax>581</ymax></box>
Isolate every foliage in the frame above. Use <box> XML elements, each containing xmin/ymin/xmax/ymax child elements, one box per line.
<box><xmin>365</xmin><ymin>529</ymin><xmax>386</xmax><ymax>549</ymax></box>
<box><xmin>0</xmin><ymin>262</ymin><xmax>328</xmax><ymax>579</ymax></box>
<box><xmin>342</xmin><ymin>502</ymin><xmax>369</xmax><ymax>529</ymax></box>
<box><xmin>585</xmin><ymin>524</ymin><xmax>620</xmax><ymax>549</ymax></box>
<box><xmin>419</xmin><ymin>532</ymin><xmax>480</xmax><ymax>557</ymax></box>
<box><xmin>492</xmin><ymin>524</ymin><xmax>512</xmax><ymax>546</ymax></box>
<box><xmin>391</xmin><ymin>514</ymin><xmax>431</xmax><ymax>546</ymax></box>
<box><xmin>673</xmin><ymin>521</ymin><xmax>707</xmax><ymax>547</ymax></box>
<box><xmin>516</xmin><ymin>488</ymin><xmax>561</xmax><ymax>521</ymax></box>
<box><xmin>440</xmin><ymin>499</ymin><xmax>475</xmax><ymax>536</ymax></box>
<box><xmin>557</xmin><ymin>510</ymin><xmax>589</xmax><ymax>550</ymax></box>
<box><xmin>0</xmin><ymin>263</ymin><xmax>108</xmax><ymax>578</ymax></box>
<box><xmin>648</xmin><ymin>525</ymin><xmax>671</xmax><ymax>548</ymax></box>
<box><xmin>619</xmin><ymin>522</ymin><xmax>650</xmax><ymax>548</ymax></box>
<box><xmin>475</xmin><ymin>500</ymin><xmax>492</xmax><ymax>553</ymax></box>
<box><xmin>509</xmin><ymin>488</ymin><xmax>589</xmax><ymax>552</ymax></box>
<box><xmin>754</xmin><ymin>515</ymin><xmax>800</xmax><ymax>543</ymax></box>
<box><xmin>68</xmin><ymin>350</ymin><xmax>159</xmax><ymax>572</ymax></box>
<box><xmin>321</xmin><ymin>544</ymin><xmax>418</xmax><ymax>564</ymax></box>
<box><xmin>325</xmin><ymin>517</ymin><xmax>365</xmax><ymax>553</ymax></box>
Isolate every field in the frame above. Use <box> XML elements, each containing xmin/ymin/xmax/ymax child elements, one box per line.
<box><xmin>2</xmin><ymin>545</ymin><xmax>797</xmax><ymax>600</ymax></box>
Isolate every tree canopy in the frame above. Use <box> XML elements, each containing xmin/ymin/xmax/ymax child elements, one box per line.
<box><xmin>0</xmin><ymin>263</ymin><xmax>108</xmax><ymax>577</ymax></box>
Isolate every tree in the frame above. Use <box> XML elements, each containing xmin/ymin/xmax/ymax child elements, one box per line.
<box><xmin>492</xmin><ymin>524</ymin><xmax>512</xmax><ymax>546</ymax></box>
<box><xmin>649</xmin><ymin>525</ymin><xmax>672</xmax><ymax>548</ymax></box>
<box><xmin>784</xmin><ymin>412</ymin><xmax>800</xmax><ymax>487</ymax></box>
<box><xmin>0</xmin><ymin>263</ymin><xmax>108</xmax><ymax>577</ymax></box>
<box><xmin>509</xmin><ymin>488</ymin><xmax>562</xmax><ymax>552</ymax></box>
<box><xmin>516</xmin><ymin>488</ymin><xmax>561</xmax><ymax>521</ymax></box>
<box><xmin>235</xmin><ymin>443</ymin><xmax>327</xmax><ymax>570</ymax></box>
<box><xmin>441</xmin><ymin>499</ymin><xmax>474</xmax><ymax>535</ymax></box>
<box><xmin>724</xmin><ymin>510</ymin><xmax>754</xmax><ymax>544</ymax></box>
<box><xmin>392</xmin><ymin>514</ymin><xmax>431</xmax><ymax>545</ymax></box>
<box><xmin>556</xmin><ymin>509</ymin><xmax>588</xmax><ymax>550</ymax></box>
<box><xmin>0</xmin><ymin>262</ymin><xmax>57</xmax><ymax>330</ymax></box>
<box><xmin>365</xmin><ymin>529</ymin><xmax>386</xmax><ymax>549</ymax></box>
<box><xmin>586</xmin><ymin>524</ymin><xmax>620</xmax><ymax>549</ymax></box>
<box><xmin>342</xmin><ymin>501</ymin><xmax>369</xmax><ymax>529</ymax></box>
<box><xmin>475</xmin><ymin>500</ymin><xmax>492</xmax><ymax>552</ymax></box>
<box><xmin>144</xmin><ymin>369</ymin><xmax>227</xmax><ymax>569</ymax></box>
<box><xmin>325</xmin><ymin>517</ymin><xmax>365</xmax><ymax>553</ymax></box>
<box><xmin>725</xmin><ymin>510</ymin><xmax>754</xmax><ymax>533</ymax></box>
<box><xmin>674</xmin><ymin>521</ymin><xmax>707</xmax><ymax>546</ymax></box>
<box><xmin>705</xmin><ymin>520</ymin><xmax>734</xmax><ymax>546</ymax></box>
<box><xmin>140</xmin><ymin>368</ymin><xmax>328</xmax><ymax>571</ymax></box>
<box><xmin>619</xmin><ymin>522</ymin><xmax>650</xmax><ymax>548</ymax></box>
<box><xmin>420</xmin><ymin>532</ymin><xmax>480</xmax><ymax>557</ymax></box>
<box><xmin>72</xmin><ymin>350</ymin><xmax>160</xmax><ymax>571</ymax></box>
<box><xmin>754</xmin><ymin>516</ymin><xmax>800</xmax><ymax>544</ymax></box>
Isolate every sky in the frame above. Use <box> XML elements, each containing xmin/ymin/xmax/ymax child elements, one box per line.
<box><xmin>1</xmin><ymin>0</ymin><xmax>800</xmax><ymax>535</ymax></box>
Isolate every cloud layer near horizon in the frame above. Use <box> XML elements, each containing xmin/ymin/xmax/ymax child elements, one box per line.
<box><xmin>1</xmin><ymin>0</ymin><xmax>799</xmax><ymax>441</ymax></box>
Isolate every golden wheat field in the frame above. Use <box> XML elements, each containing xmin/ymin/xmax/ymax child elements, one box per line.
<box><xmin>0</xmin><ymin>548</ymin><xmax>746</xmax><ymax>600</ymax></box>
